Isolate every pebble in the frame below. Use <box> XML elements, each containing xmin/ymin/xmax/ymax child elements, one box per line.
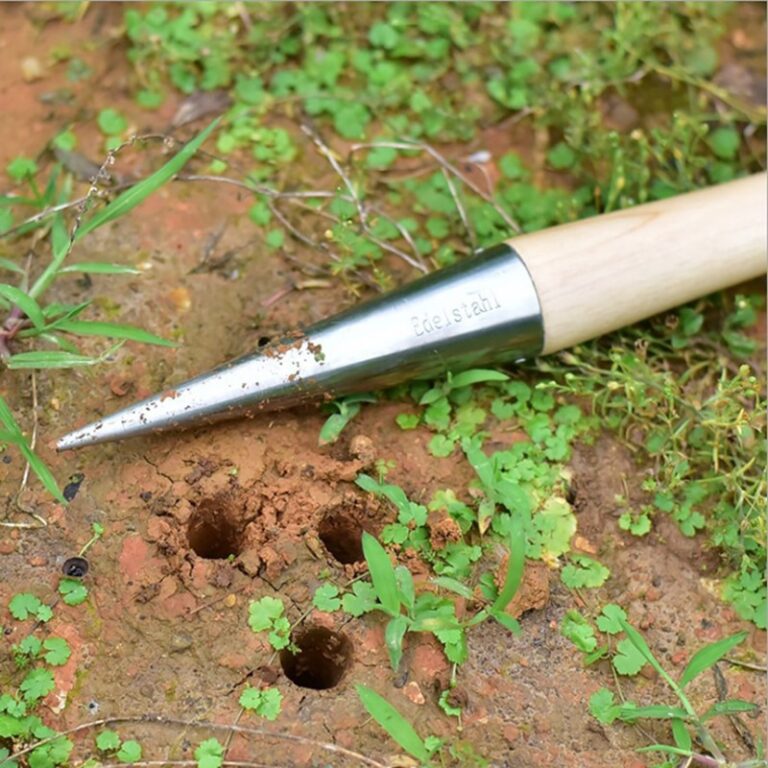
<box><xmin>238</xmin><ymin>549</ymin><xmax>261</xmax><ymax>576</ymax></box>
<box><xmin>349</xmin><ymin>434</ymin><xmax>375</xmax><ymax>465</ymax></box>
<box><xmin>167</xmin><ymin>286</ymin><xmax>191</xmax><ymax>312</ymax></box>
<box><xmin>21</xmin><ymin>56</ymin><xmax>45</xmax><ymax>82</ymax></box>
<box><xmin>27</xmin><ymin>555</ymin><xmax>47</xmax><ymax>567</ymax></box>
<box><xmin>170</xmin><ymin>631</ymin><xmax>194</xmax><ymax>652</ymax></box>
<box><xmin>403</xmin><ymin>681</ymin><xmax>425</xmax><ymax>705</ymax></box>
<box><xmin>0</xmin><ymin>540</ymin><xmax>17</xmax><ymax>555</ymax></box>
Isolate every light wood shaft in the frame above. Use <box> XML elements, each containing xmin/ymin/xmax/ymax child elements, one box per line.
<box><xmin>509</xmin><ymin>174</ymin><xmax>767</xmax><ymax>354</ymax></box>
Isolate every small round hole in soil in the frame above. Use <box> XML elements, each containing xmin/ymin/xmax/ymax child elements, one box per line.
<box><xmin>280</xmin><ymin>627</ymin><xmax>352</xmax><ymax>690</ymax></box>
<box><xmin>61</xmin><ymin>556</ymin><xmax>89</xmax><ymax>578</ymax></box>
<box><xmin>318</xmin><ymin>510</ymin><xmax>365</xmax><ymax>564</ymax></box>
<box><xmin>187</xmin><ymin>497</ymin><xmax>243</xmax><ymax>560</ymax></box>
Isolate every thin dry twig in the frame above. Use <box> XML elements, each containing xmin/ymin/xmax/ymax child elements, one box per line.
<box><xmin>266</xmin><ymin>201</ymin><xmax>380</xmax><ymax>291</ymax></box>
<box><xmin>176</xmin><ymin>173</ymin><xmax>336</xmax><ymax>202</ymax></box>
<box><xmin>267</xmin><ymin>200</ymin><xmax>332</xmax><ymax>256</ymax></box>
<box><xmin>17</xmin><ymin>369</ymin><xmax>37</xmax><ymax>496</ymax></box>
<box><xmin>102</xmin><ymin>763</ymin><xmax>274</xmax><ymax>768</ymax></box>
<box><xmin>102</xmin><ymin>762</ymin><xmax>276</xmax><ymax>768</ymax></box>
<box><xmin>350</xmin><ymin>139</ymin><xmax>521</xmax><ymax>234</ymax></box>
<box><xmin>2</xmin><ymin>370</ymin><xmax>48</xmax><ymax>528</ymax></box>
<box><xmin>282</xmin><ymin>197</ymin><xmax>427</xmax><ymax>275</ymax></box>
<box><xmin>300</xmin><ymin>125</ymin><xmax>429</xmax><ymax>274</ymax></box>
<box><xmin>723</xmin><ymin>657</ymin><xmax>767</xmax><ymax>673</ymax></box>
<box><xmin>180</xmin><ymin>175</ymin><xmax>427</xmax><ymax>274</ymax></box>
<box><xmin>301</xmin><ymin>122</ymin><xmax>369</xmax><ymax>227</ymax></box>
<box><xmin>441</xmin><ymin>167</ymin><xmax>476</xmax><ymax>252</ymax></box>
<box><xmin>366</xmin><ymin>202</ymin><xmax>423</xmax><ymax>265</ymax></box>
<box><xmin>8</xmin><ymin>714</ymin><xmax>389</xmax><ymax>768</ymax></box>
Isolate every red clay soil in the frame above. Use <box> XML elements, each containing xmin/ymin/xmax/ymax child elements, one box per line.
<box><xmin>1</xmin><ymin>5</ymin><xmax>765</xmax><ymax>768</ymax></box>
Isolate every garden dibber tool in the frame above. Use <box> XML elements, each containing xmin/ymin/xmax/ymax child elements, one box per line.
<box><xmin>57</xmin><ymin>173</ymin><xmax>767</xmax><ymax>450</ymax></box>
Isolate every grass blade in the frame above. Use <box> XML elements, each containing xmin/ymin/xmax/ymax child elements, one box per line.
<box><xmin>395</xmin><ymin>565</ymin><xmax>415</xmax><ymax>612</ymax></box>
<box><xmin>491</xmin><ymin>610</ymin><xmax>521</xmax><ymax>634</ymax></box>
<box><xmin>618</xmin><ymin>704</ymin><xmax>689</xmax><ymax>720</ymax></box>
<box><xmin>450</xmin><ymin>369</ymin><xmax>509</xmax><ymax>388</ymax></box>
<box><xmin>28</xmin><ymin>214</ymin><xmax>71</xmax><ymax>300</ymax></box>
<box><xmin>0</xmin><ymin>284</ymin><xmax>45</xmax><ymax>329</ymax></box>
<box><xmin>17</xmin><ymin>436</ymin><xmax>66</xmax><ymax>504</ymax></box>
<box><xmin>431</xmin><ymin>576</ymin><xmax>474</xmax><ymax>599</ymax></box>
<box><xmin>59</xmin><ymin>262</ymin><xmax>141</xmax><ymax>275</ymax></box>
<box><xmin>7</xmin><ymin>347</ymin><xmax>120</xmax><ymax>369</ymax></box>
<box><xmin>356</xmin><ymin>473</ymin><xmax>411</xmax><ymax>514</ymax></box>
<box><xmin>0</xmin><ymin>257</ymin><xmax>24</xmax><ymax>274</ymax></box>
<box><xmin>42</xmin><ymin>301</ymin><xmax>91</xmax><ymax>321</ymax></box>
<box><xmin>20</xmin><ymin>303</ymin><xmax>91</xmax><ymax>339</ymax></box>
<box><xmin>671</xmin><ymin>718</ymin><xmax>692</xmax><ymax>752</ymax></box>
<box><xmin>8</xmin><ymin>350</ymin><xmax>98</xmax><ymax>369</ymax></box>
<box><xmin>0</xmin><ymin>194</ymin><xmax>37</xmax><ymax>206</ymax></box>
<box><xmin>618</xmin><ymin>619</ymin><xmax>669</xmax><ymax>681</ymax></box>
<box><xmin>679</xmin><ymin>631</ymin><xmax>748</xmax><ymax>688</ymax></box>
<box><xmin>462</xmin><ymin>436</ymin><xmax>495</xmax><ymax>491</ymax></box>
<box><xmin>385</xmin><ymin>616</ymin><xmax>409</xmax><ymax>671</ymax></box>
<box><xmin>356</xmin><ymin>684</ymin><xmax>430</xmax><ymax>763</ymax></box>
<box><xmin>361</xmin><ymin>531</ymin><xmax>401</xmax><ymax>617</ymax></box>
<box><xmin>492</xmin><ymin>512</ymin><xmax>526</xmax><ymax>613</ymax></box>
<box><xmin>76</xmin><ymin>117</ymin><xmax>220</xmax><ymax>240</ymax></box>
<box><xmin>701</xmin><ymin>699</ymin><xmax>758</xmax><ymax>721</ymax></box>
<box><xmin>0</xmin><ymin>397</ymin><xmax>22</xmax><ymax>438</ymax></box>
<box><xmin>0</xmin><ymin>396</ymin><xmax>64</xmax><ymax>503</ymax></box>
<box><xmin>636</xmin><ymin>745</ymin><xmax>693</xmax><ymax>756</ymax></box>
<box><xmin>52</xmin><ymin>319</ymin><xmax>175</xmax><ymax>347</ymax></box>
<box><xmin>37</xmin><ymin>332</ymin><xmax>80</xmax><ymax>354</ymax></box>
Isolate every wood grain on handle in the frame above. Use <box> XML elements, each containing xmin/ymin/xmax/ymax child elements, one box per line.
<box><xmin>509</xmin><ymin>174</ymin><xmax>767</xmax><ymax>354</ymax></box>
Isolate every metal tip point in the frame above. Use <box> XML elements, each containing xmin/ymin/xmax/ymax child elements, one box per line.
<box><xmin>56</xmin><ymin>425</ymin><xmax>103</xmax><ymax>452</ymax></box>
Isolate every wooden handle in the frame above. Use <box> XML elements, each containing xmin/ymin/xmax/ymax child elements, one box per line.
<box><xmin>509</xmin><ymin>174</ymin><xmax>767</xmax><ymax>354</ymax></box>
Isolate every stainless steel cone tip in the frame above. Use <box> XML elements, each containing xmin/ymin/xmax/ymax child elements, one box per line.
<box><xmin>57</xmin><ymin>244</ymin><xmax>544</xmax><ymax>450</ymax></box>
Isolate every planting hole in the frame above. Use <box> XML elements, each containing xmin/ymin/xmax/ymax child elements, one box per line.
<box><xmin>187</xmin><ymin>497</ymin><xmax>243</xmax><ymax>560</ymax></box>
<box><xmin>318</xmin><ymin>509</ymin><xmax>365</xmax><ymax>564</ymax></box>
<box><xmin>280</xmin><ymin>627</ymin><xmax>352</xmax><ymax>690</ymax></box>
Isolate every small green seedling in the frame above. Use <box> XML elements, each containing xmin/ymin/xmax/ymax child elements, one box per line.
<box><xmin>462</xmin><ymin>435</ymin><xmax>532</xmax><ymax>534</ymax></box>
<box><xmin>355</xmin><ymin>474</ymin><xmax>481</xmax><ymax>580</ymax></box>
<box><xmin>8</xmin><ymin>593</ymin><xmax>52</xmax><ymax>623</ymax></box>
<box><xmin>1</xmin><ymin>119</ymin><xmax>220</xmax><ymax>502</ymax></box>
<box><xmin>361</xmin><ymin>530</ymin><xmax>470</xmax><ymax>668</ymax></box>
<box><xmin>415</xmin><ymin>369</ymin><xmax>510</xmax><ymax>456</ymax></box>
<box><xmin>319</xmin><ymin>393</ymin><xmax>377</xmax><ymax>445</ymax></box>
<box><xmin>1</xmin><ymin>586</ymin><xmax>91</xmax><ymax>768</ymax></box>
<box><xmin>356</xmin><ymin>473</ymin><xmax>428</xmax><ymax>545</ymax></box>
<box><xmin>247</xmin><ymin>595</ymin><xmax>292</xmax><ymax>650</ymax></box>
<box><xmin>312</xmin><ymin>583</ymin><xmax>342</xmax><ymax>612</ymax></box>
<box><xmin>79</xmin><ymin>522</ymin><xmax>105</xmax><ymax>557</ymax></box>
<box><xmin>560</xmin><ymin>554</ymin><xmax>610</xmax><ymax>589</ymax></box>
<box><xmin>590</xmin><ymin>622</ymin><xmax>756</xmax><ymax>766</ymax></box>
<box><xmin>58</xmin><ymin>578</ymin><xmax>88</xmax><ymax>606</ymax></box>
<box><xmin>195</xmin><ymin>738</ymin><xmax>224</xmax><ymax>768</ymax></box>
<box><xmin>238</xmin><ymin>686</ymin><xmax>283</xmax><ymax>721</ymax></box>
<box><xmin>94</xmin><ymin>730</ymin><xmax>143</xmax><ymax>763</ymax></box>
<box><xmin>95</xmin><ymin>730</ymin><xmax>122</xmax><ymax>752</ymax></box>
<box><xmin>325</xmin><ymin>525</ymin><xmax>525</xmax><ymax>671</ymax></box>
